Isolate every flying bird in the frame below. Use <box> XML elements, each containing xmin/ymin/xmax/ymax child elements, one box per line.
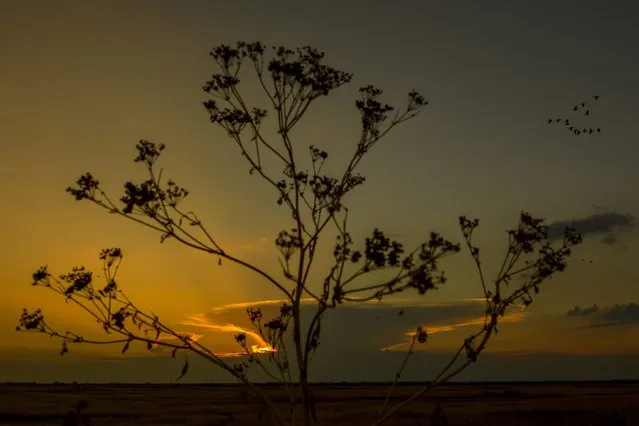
<box><xmin>398</xmin><ymin>310</ymin><xmax>404</xmax><ymax>316</ymax></box>
<box><xmin>550</xmin><ymin>96</ymin><xmax>602</xmax><ymax>137</ymax></box>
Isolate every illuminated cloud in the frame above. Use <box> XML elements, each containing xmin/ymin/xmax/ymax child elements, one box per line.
<box><xmin>180</xmin><ymin>313</ymin><xmax>275</xmax><ymax>357</ymax></box>
<box><xmin>382</xmin><ymin>306</ymin><xmax>528</xmax><ymax>352</ymax></box>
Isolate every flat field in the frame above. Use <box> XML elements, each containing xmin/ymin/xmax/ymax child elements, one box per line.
<box><xmin>1</xmin><ymin>382</ymin><xmax>638</xmax><ymax>425</ymax></box>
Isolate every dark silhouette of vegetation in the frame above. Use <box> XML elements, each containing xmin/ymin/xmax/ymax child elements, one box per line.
<box><xmin>61</xmin><ymin>400</ymin><xmax>90</xmax><ymax>426</ymax></box>
<box><xmin>18</xmin><ymin>41</ymin><xmax>582</xmax><ymax>425</ymax></box>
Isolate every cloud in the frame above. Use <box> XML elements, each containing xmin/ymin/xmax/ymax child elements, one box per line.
<box><xmin>566</xmin><ymin>302</ymin><xmax>639</xmax><ymax>327</ymax></box>
<box><xmin>547</xmin><ymin>211</ymin><xmax>636</xmax><ymax>244</ymax></box>
<box><xmin>174</xmin><ymin>297</ymin><xmax>527</xmax><ymax>362</ymax></box>
<box><xmin>600</xmin><ymin>303</ymin><xmax>639</xmax><ymax>323</ymax></box>
<box><xmin>567</xmin><ymin>304</ymin><xmax>600</xmax><ymax>317</ymax></box>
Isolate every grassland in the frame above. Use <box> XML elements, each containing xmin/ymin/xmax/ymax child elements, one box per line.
<box><xmin>1</xmin><ymin>381</ymin><xmax>638</xmax><ymax>425</ymax></box>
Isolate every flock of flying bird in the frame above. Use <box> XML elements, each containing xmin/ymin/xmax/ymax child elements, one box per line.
<box><xmin>548</xmin><ymin>95</ymin><xmax>602</xmax><ymax>135</ymax></box>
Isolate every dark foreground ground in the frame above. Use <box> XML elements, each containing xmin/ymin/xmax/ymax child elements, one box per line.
<box><xmin>1</xmin><ymin>381</ymin><xmax>638</xmax><ymax>425</ymax></box>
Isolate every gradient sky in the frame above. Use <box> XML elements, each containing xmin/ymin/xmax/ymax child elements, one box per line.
<box><xmin>2</xmin><ymin>0</ymin><xmax>639</xmax><ymax>383</ymax></box>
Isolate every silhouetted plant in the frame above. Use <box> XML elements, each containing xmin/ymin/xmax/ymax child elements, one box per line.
<box><xmin>61</xmin><ymin>400</ymin><xmax>90</xmax><ymax>426</ymax></box>
<box><xmin>18</xmin><ymin>41</ymin><xmax>582</xmax><ymax>426</ymax></box>
<box><xmin>429</xmin><ymin>402</ymin><xmax>449</xmax><ymax>426</ymax></box>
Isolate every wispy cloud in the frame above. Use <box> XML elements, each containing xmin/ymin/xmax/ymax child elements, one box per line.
<box><xmin>382</xmin><ymin>307</ymin><xmax>528</xmax><ymax>352</ymax></box>
<box><xmin>176</xmin><ymin>298</ymin><xmax>529</xmax><ymax>359</ymax></box>
<box><xmin>180</xmin><ymin>313</ymin><xmax>275</xmax><ymax>357</ymax></box>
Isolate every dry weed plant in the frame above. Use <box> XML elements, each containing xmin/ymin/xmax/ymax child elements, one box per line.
<box><xmin>17</xmin><ymin>42</ymin><xmax>582</xmax><ymax>426</ymax></box>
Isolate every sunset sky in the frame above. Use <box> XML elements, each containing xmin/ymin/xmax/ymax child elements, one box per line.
<box><xmin>2</xmin><ymin>0</ymin><xmax>639</xmax><ymax>383</ymax></box>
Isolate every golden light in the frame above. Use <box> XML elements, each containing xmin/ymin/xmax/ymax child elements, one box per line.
<box><xmin>179</xmin><ymin>313</ymin><xmax>276</xmax><ymax>357</ymax></box>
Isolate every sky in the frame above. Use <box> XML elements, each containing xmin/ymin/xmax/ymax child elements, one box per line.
<box><xmin>1</xmin><ymin>0</ymin><xmax>639</xmax><ymax>383</ymax></box>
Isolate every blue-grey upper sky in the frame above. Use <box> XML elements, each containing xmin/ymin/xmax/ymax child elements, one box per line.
<box><xmin>1</xmin><ymin>0</ymin><xmax>638</xmax><ymax>383</ymax></box>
